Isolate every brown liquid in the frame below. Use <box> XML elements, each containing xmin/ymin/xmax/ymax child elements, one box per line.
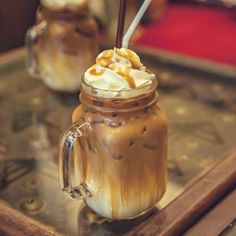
<box><xmin>72</xmin><ymin>99</ymin><xmax>167</xmax><ymax>219</ymax></box>
<box><xmin>35</xmin><ymin>8</ymin><xmax>99</xmax><ymax>92</ymax></box>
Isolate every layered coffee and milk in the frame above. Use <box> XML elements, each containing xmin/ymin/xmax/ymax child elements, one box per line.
<box><xmin>72</xmin><ymin>48</ymin><xmax>167</xmax><ymax>219</ymax></box>
<box><xmin>30</xmin><ymin>0</ymin><xmax>98</xmax><ymax>92</ymax></box>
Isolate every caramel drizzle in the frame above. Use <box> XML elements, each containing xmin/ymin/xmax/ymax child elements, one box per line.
<box><xmin>89</xmin><ymin>49</ymin><xmax>137</xmax><ymax>88</ymax></box>
<box><xmin>96</xmin><ymin>58</ymin><xmax>112</xmax><ymax>67</ymax></box>
<box><xmin>89</xmin><ymin>67</ymin><xmax>106</xmax><ymax>76</ymax></box>
<box><xmin>96</xmin><ymin>50</ymin><xmax>113</xmax><ymax>67</ymax></box>
<box><xmin>117</xmin><ymin>68</ymin><xmax>135</xmax><ymax>88</ymax></box>
<box><xmin>115</xmin><ymin>48</ymin><xmax>141</xmax><ymax>69</ymax></box>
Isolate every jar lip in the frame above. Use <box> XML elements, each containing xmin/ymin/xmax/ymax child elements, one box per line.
<box><xmin>81</xmin><ymin>74</ymin><xmax>157</xmax><ymax>99</ymax></box>
<box><xmin>80</xmin><ymin>90</ymin><xmax>159</xmax><ymax>113</ymax></box>
<box><xmin>39</xmin><ymin>5</ymin><xmax>89</xmax><ymax>18</ymax></box>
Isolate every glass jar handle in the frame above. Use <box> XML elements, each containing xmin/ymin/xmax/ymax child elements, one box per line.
<box><xmin>59</xmin><ymin>119</ymin><xmax>90</xmax><ymax>200</ymax></box>
<box><xmin>25</xmin><ymin>21</ymin><xmax>47</xmax><ymax>78</ymax></box>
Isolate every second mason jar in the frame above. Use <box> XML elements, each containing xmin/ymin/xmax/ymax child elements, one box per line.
<box><xmin>26</xmin><ymin>0</ymin><xmax>99</xmax><ymax>93</ymax></box>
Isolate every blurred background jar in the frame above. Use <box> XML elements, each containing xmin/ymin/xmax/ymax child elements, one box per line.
<box><xmin>26</xmin><ymin>0</ymin><xmax>99</xmax><ymax>93</ymax></box>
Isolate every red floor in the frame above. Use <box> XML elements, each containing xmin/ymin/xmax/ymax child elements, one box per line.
<box><xmin>134</xmin><ymin>4</ymin><xmax>236</xmax><ymax>66</ymax></box>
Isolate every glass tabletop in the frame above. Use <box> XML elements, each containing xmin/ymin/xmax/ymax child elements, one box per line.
<box><xmin>0</xmin><ymin>49</ymin><xmax>236</xmax><ymax>235</ymax></box>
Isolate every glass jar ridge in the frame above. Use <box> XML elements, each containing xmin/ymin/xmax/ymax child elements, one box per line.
<box><xmin>80</xmin><ymin>75</ymin><xmax>159</xmax><ymax>113</ymax></box>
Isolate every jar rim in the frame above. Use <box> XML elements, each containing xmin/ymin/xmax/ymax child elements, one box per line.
<box><xmin>80</xmin><ymin>74</ymin><xmax>158</xmax><ymax>113</ymax></box>
<box><xmin>38</xmin><ymin>5</ymin><xmax>89</xmax><ymax>18</ymax></box>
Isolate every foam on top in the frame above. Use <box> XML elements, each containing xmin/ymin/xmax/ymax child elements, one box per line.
<box><xmin>84</xmin><ymin>48</ymin><xmax>155</xmax><ymax>97</ymax></box>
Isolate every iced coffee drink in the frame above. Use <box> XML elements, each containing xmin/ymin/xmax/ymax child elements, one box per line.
<box><xmin>59</xmin><ymin>48</ymin><xmax>167</xmax><ymax>219</ymax></box>
<box><xmin>26</xmin><ymin>0</ymin><xmax>98</xmax><ymax>92</ymax></box>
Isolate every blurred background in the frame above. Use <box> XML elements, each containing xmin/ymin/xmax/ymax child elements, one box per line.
<box><xmin>0</xmin><ymin>0</ymin><xmax>39</xmax><ymax>52</ymax></box>
<box><xmin>0</xmin><ymin>2</ymin><xmax>236</xmax><ymax>235</ymax></box>
<box><xmin>0</xmin><ymin>0</ymin><xmax>236</xmax><ymax>65</ymax></box>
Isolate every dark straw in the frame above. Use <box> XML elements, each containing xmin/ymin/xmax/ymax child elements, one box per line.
<box><xmin>115</xmin><ymin>0</ymin><xmax>127</xmax><ymax>48</ymax></box>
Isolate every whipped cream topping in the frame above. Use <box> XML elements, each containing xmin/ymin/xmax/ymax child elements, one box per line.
<box><xmin>84</xmin><ymin>48</ymin><xmax>155</xmax><ymax>97</ymax></box>
<box><xmin>41</xmin><ymin>0</ymin><xmax>87</xmax><ymax>10</ymax></box>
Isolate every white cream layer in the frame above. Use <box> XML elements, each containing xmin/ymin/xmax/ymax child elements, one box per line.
<box><xmin>84</xmin><ymin>48</ymin><xmax>155</xmax><ymax>98</ymax></box>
